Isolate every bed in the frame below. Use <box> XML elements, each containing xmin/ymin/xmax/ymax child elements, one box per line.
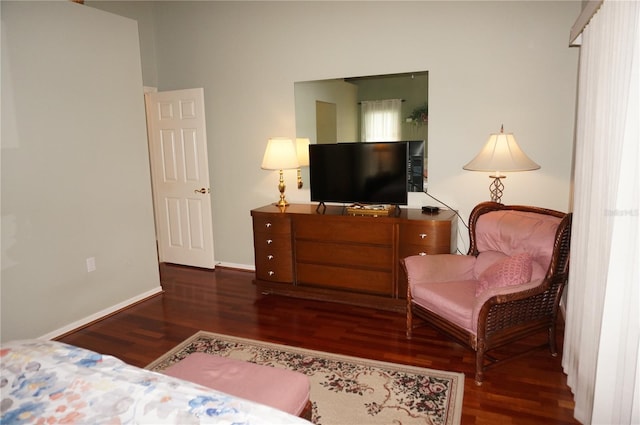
<box><xmin>0</xmin><ymin>339</ymin><xmax>312</xmax><ymax>424</ymax></box>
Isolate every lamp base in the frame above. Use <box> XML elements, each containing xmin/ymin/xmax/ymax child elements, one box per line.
<box><xmin>489</xmin><ymin>175</ymin><xmax>505</xmax><ymax>204</ymax></box>
<box><xmin>274</xmin><ymin>198</ymin><xmax>289</xmax><ymax>208</ymax></box>
<box><xmin>297</xmin><ymin>168</ymin><xmax>303</xmax><ymax>189</ymax></box>
<box><xmin>274</xmin><ymin>169</ymin><xmax>289</xmax><ymax>208</ymax></box>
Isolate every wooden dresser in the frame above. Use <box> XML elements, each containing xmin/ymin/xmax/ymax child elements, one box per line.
<box><xmin>251</xmin><ymin>204</ymin><xmax>457</xmax><ymax>311</ymax></box>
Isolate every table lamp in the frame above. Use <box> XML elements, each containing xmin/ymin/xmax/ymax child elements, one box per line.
<box><xmin>463</xmin><ymin>125</ymin><xmax>540</xmax><ymax>203</ymax></box>
<box><xmin>261</xmin><ymin>138</ymin><xmax>299</xmax><ymax>207</ymax></box>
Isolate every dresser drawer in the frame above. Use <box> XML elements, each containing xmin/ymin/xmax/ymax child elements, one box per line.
<box><xmin>254</xmin><ymin>243</ymin><xmax>292</xmax><ymax>263</ymax></box>
<box><xmin>399</xmin><ymin>222</ymin><xmax>452</xmax><ymax>253</ymax></box>
<box><xmin>294</xmin><ymin>216</ymin><xmax>392</xmax><ymax>245</ymax></box>
<box><xmin>253</xmin><ymin>233</ymin><xmax>292</xmax><ymax>252</ymax></box>
<box><xmin>399</xmin><ymin>245</ymin><xmax>438</xmax><ymax>259</ymax></box>
<box><xmin>253</xmin><ymin>233</ymin><xmax>293</xmax><ymax>283</ymax></box>
<box><xmin>255</xmin><ymin>254</ymin><xmax>294</xmax><ymax>282</ymax></box>
<box><xmin>252</xmin><ymin>214</ymin><xmax>293</xmax><ymax>283</ymax></box>
<box><xmin>254</xmin><ymin>233</ymin><xmax>293</xmax><ymax>283</ymax></box>
<box><xmin>253</xmin><ymin>215</ymin><xmax>292</xmax><ymax>235</ymax></box>
<box><xmin>296</xmin><ymin>240</ymin><xmax>392</xmax><ymax>269</ymax></box>
<box><xmin>297</xmin><ymin>263</ymin><xmax>393</xmax><ymax>295</ymax></box>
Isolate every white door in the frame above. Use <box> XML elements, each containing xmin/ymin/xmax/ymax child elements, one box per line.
<box><xmin>144</xmin><ymin>88</ymin><xmax>215</xmax><ymax>269</ymax></box>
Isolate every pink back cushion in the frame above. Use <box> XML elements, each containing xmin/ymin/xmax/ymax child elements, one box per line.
<box><xmin>475</xmin><ymin>210</ymin><xmax>561</xmax><ymax>270</ymax></box>
<box><xmin>473</xmin><ymin>251</ymin><xmax>508</xmax><ymax>278</ymax></box>
<box><xmin>474</xmin><ymin>250</ymin><xmax>546</xmax><ymax>281</ymax></box>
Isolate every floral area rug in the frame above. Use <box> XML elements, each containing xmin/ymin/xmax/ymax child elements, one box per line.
<box><xmin>147</xmin><ymin>331</ymin><xmax>464</xmax><ymax>425</ymax></box>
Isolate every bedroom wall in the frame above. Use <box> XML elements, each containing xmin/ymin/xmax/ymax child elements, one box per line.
<box><xmin>0</xmin><ymin>1</ymin><xmax>161</xmax><ymax>342</ymax></box>
<box><xmin>84</xmin><ymin>1</ymin><xmax>580</xmax><ymax>266</ymax></box>
<box><xmin>149</xmin><ymin>1</ymin><xmax>580</xmax><ymax>263</ymax></box>
<box><xmin>84</xmin><ymin>0</ymin><xmax>159</xmax><ymax>88</ymax></box>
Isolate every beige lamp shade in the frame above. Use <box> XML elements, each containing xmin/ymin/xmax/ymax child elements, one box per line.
<box><xmin>295</xmin><ymin>138</ymin><xmax>310</xmax><ymax>167</ymax></box>
<box><xmin>464</xmin><ymin>126</ymin><xmax>540</xmax><ymax>204</ymax></box>
<box><xmin>463</xmin><ymin>127</ymin><xmax>540</xmax><ymax>174</ymax></box>
<box><xmin>261</xmin><ymin>138</ymin><xmax>299</xmax><ymax>170</ymax></box>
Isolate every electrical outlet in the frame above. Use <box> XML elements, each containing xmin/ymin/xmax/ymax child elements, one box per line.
<box><xmin>86</xmin><ymin>257</ymin><xmax>96</xmax><ymax>273</ymax></box>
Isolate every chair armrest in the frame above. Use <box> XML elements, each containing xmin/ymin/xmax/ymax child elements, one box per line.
<box><xmin>471</xmin><ymin>278</ymin><xmax>545</xmax><ymax>325</ymax></box>
<box><xmin>403</xmin><ymin>254</ymin><xmax>476</xmax><ymax>284</ymax></box>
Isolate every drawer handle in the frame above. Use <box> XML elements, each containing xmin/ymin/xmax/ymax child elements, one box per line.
<box><xmin>268</xmin><ymin>271</ymin><xmax>275</xmax><ymax>276</ymax></box>
<box><xmin>419</xmin><ymin>252</ymin><xmax>427</xmax><ymax>256</ymax></box>
<box><xmin>419</xmin><ymin>233</ymin><xmax>428</xmax><ymax>239</ymax></box>
<box><xmin>267</xmin><ymin>255</ymin><xmax>274</xmax><ymax>260</ymax></box>
<box><xmin>265</xmin><ymin>222</ymin><xmax>272</xmax><ymax>228</ymax></box>
<box><xmin>266</xmin><ymin>239</ymin><xmax>273</xmax><ymax>244</ymax></box>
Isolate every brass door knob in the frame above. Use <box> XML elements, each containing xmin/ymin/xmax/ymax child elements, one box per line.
<box><xmin>194</xmin><ymin>188</ymin><xmax>210</xmax><ymax>194</ymax></box>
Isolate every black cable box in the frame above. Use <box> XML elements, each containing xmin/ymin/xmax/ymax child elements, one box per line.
<box><xmin>422</xmin><ymin>206</ymin><xmax>440</xmax><ymax>214</ymax></box>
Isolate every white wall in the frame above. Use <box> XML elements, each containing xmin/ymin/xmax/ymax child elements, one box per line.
<box><xmin>87</xmin><ymin>1</ymin><xmax>159</xmax><ymax>88</ymax></box>
<box><xmin>149</xmin><ymin>1</ymin><xmax>580</xmax><ymax>263</ymax></box>
<box><xmin>0</xmin><ymin>1</ymin><xmax>161</xmax><ymax>342</ymax></box>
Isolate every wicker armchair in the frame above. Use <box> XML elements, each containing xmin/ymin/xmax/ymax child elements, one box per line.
<box><xmin>403</xmin><ymin>202</ymin><xmax>572</xmax><ymax>385</ymax></box>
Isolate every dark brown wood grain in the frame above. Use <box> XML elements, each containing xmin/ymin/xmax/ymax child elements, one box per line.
<box><xmin>57</xmin><ymin>264</ymin><xmax>578</xmax><ymax>425</ymax></box>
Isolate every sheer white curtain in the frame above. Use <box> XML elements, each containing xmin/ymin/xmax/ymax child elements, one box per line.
<box><xmin>563</xmin><ymin>1</ymin><xmax>640</xmax><ymax>424</ymax></box>
<box><xmin>360</xmin><ymin>99</ymin><xmax>402</xmax><ymax>142</ymax></box>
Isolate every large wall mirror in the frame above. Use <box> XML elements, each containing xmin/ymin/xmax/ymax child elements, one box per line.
<box><xmin>294</xmin><ymin>71</ymin><xmax>428</xmax><ymax>192</ymax></box>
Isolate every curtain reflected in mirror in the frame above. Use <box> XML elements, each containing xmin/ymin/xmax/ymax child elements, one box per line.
<box><xmin>294</xmin><ymin>71</ymin><xmax>428</xmax><ymax>192</ymax></box>
<box><xmin>361</xmin><ymin>99</ymin><xmax>403</xmax><ymax>142</ymax></box>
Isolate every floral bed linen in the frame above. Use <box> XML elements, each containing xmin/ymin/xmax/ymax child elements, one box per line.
<box><xmin>0</xmin><ymin>339</ymin><xmax>311</xmax><ymax>425</ymax></box>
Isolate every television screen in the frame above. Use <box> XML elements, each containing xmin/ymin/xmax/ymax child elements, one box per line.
<box><xmin>309</xmin><ymin>142</ymin><xmax>408</xmax><ymax>205</ymax></box>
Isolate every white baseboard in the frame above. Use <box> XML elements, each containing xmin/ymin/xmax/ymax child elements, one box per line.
<box><xmin>39</xmin><ymin>286</ymin><xmax>163</xmax><ymax>340</ymax></box>
<box><xmin>216</xmin><ymin>261</ymin><xmax>254</xmax><ymax>271</ymax></box>
<box><xmin>41</xmin><ymin>264</ymin><xmax>255</xmax><ymax>340</ymax></box>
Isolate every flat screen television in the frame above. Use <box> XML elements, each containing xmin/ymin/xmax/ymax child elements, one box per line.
<box><xmin>309</xmin><ymin>141</ymin><xmax>409</xmax><ymax>206</ymax></box>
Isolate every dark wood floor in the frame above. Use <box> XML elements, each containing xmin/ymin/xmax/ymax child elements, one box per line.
<box><xmin>57</xmin><ymin>264</ymin><xmax>578</xmax><ymax>425</ymax></box>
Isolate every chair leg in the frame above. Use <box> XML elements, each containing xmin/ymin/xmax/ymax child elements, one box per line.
<box><xmin>475</xmin><ymin>344</ymin><xmax>485</xmax><ymax>386</ymax></box>
<box><xmin>548</xmin><ymin>323</ymin><xmax>558</xmax><ymax>356</ymax></box>
<box><xmin>406</xmin><ymin>304</ymin><xmax>413</xmax><ymax>339</ymax></box>
<box><xmin>406</xmin><ymin>290</ymin><xmax>413</xmax><ymax>339</ymax></box>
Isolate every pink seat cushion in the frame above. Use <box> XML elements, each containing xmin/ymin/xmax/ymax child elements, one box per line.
<box><xmin>162</xmin><ymin>352</ymin><xmax>310</xmax><ymax>416</ymax></box>
<box><xmin>412</xmin><ymin>279</ymin><xmax>478</xmax><ymax>333</ymax></box>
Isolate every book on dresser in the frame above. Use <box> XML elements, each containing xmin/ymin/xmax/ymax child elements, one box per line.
<box><xmin>251</xmin><ymin>203</ymin><xmax>457</xmax><ymax>312</ymax></box>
